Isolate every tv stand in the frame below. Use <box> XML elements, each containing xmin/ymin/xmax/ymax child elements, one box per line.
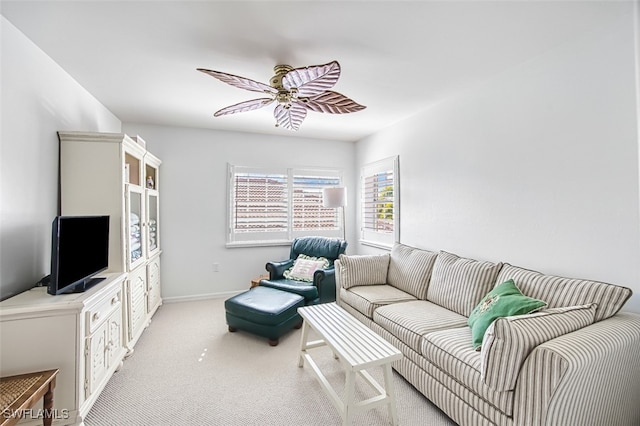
<box><xmin>0</xmin><ymin>273</ymin><xmax>127</xmax><ymax>426</ymax></box>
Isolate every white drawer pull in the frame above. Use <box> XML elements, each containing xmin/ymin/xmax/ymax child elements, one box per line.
<box><xmin>92</xmin><ymin>312</ymin><xmax>100</xmax><ymax>322</ymax></box>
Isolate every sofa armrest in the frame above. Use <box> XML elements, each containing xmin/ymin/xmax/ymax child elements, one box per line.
<box><xmin>335</xmin><ymin>260</ymin><xmax>343</xmax><ymax>305</ymax></box>
<box><xmin>513</xmin><ymin>312</ymin><xmax>640</xmax><ymax>426</ymax></box>
<box><xmin>481</xmin><ymin>304</ymin><xmax>596</xmax><ymax>391</ymax></box>
<box><xmin>265</xmin><ymin>259</ymin><xmax>294</xmax><ymax>280</ymax></box>
<box><xmin>314</xmin><ymin>267</ymin><xmax>336</xmax><ymax>303</ymax></box>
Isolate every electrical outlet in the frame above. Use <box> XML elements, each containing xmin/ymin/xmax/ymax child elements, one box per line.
<box><xmin>212</xmin><ymin>263</ymin><xmax>219</xmax><ymax>272</ymax></box>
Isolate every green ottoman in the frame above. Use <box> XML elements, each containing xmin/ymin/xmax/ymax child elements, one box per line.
<box><xmin>225</xmin><ymin>286</ymin><xmax>305</xmax><ymax>346</ymax></box>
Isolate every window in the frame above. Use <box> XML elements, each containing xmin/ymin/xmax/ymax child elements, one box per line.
<box><xmin>228</xmin><ymin>165</ymin><xmax>342</xmax><ymax>246</ymax></box>
<box><xmin>361</xmin><ymin>156</ymin><xmax>399</xmax><ymax>248</ymax></box>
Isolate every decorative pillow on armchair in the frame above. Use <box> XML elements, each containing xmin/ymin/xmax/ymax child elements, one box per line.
<box><xmin>337</xmin><ymin>253</ymin><xmax>390</xmax><ymax>289</ymax></box>
<box><xmin>283</xmin><ymin>254</ymin><xmax>330</xmax><ymax>282</ymax></box>
<box><xmin>481</xmin><ymin>303</ymin><xmax>597</xmax><ymax>391</ymax></box>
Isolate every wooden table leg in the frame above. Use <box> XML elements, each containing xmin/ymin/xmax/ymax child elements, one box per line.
<box><xmin>43</xmin><ymin>378</ymin><xmax>56</xmax><ymax>426</ymax></box>
<box><xmin>43</xmin><ymin>391</ymin><xmax>53</xmax><ymax>426</ymax></box>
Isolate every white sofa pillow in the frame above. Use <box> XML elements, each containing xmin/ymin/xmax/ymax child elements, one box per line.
<box><xmin>338</xmin><ymin>253</ymin><xmax>390</xmax><ymax>289</ymax></box>
<box><xmin>481</xmin><ymin>303</ymin><xmax>597</xmax><ymax>391</ymax></box>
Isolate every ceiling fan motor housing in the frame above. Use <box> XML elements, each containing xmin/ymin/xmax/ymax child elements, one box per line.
<box><xmin>271</xmin><ymin>65</ymin><xmax>295</xmax><ymax>107</ymax></box>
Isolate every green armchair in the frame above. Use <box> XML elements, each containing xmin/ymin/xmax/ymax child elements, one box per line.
<box><xmin>259</xmin><ymin>236</ymin><xmax>348</xmax><ymax>304</ymax></box>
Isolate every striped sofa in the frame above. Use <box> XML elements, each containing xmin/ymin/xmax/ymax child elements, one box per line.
<box><xmin>335</xmin><ymin>243</ymin><xmax>640</xmax><ymax>426</ymax></box>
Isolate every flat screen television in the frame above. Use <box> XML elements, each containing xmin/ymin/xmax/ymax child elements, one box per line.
<box><xmin>48</xmin><ymin>215</ymin><xmax>110</xmax><ymax>295</ymax></box>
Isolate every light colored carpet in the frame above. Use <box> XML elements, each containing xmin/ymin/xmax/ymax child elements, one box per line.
<box><xmin>86</xmin><ymin>298</ymin><xmax>456</xmax><ymax>426</ymax></box>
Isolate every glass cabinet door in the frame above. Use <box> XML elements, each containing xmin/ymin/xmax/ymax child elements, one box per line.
<box><xmin>146</xmin><ymin>189</ymin><xmax>160</xmax><ymax>257</ymax></box>
<box><xmin>126</xmin><ymin>185</ymin><xmax>145</xmax><ymax>271</ymax></box>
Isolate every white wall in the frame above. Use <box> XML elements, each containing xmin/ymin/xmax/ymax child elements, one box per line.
<box><xmin>356</xmin><ymin>4</ymin><xmax>640</xmax><ymax>313</ymax></box>
<box><xmin>121</xmin><ymin>123</ymin><xmax>355</xmax><ymax>301</ymax></box>
<box><xmin>0</xmin><ymin>16</ymin><xmax>121</xmax><ymax>300</ymax></box>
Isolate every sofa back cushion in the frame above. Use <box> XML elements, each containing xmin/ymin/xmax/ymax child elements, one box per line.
<box><xmin>496</xmin><ymin>264</ymin><xmax>632</xmax><ymax>322</ymax></box>
<box><xmin>337</xmin><ymin>254</ymin><xmax>390</xmax><ymax>289</ymax></box>
<box><xmin>427</xmin><ymin>251</ymin><xmax>503</xmax><ymax>317</ymax></box>
<box><xmin>481</xmin><ymin>303</ymin><xmax>597</xmax><ymax>391</ymax></box>
<box><xmin>387</xmin><ymin>243</ymin><xmax>438</xmax><ymax>300</ymax></box>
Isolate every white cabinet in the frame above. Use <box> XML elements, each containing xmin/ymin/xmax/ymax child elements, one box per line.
<box><xmin>147</xmin><ymin>254</ymin><xmax>162</xmax><ymax>318</ymax></box>
<box><xmin>58</xmin><ymin>131</ymin><xmax>162</xmax><ymax>352</ymax></box>
<box><xmin>126</xmin><ymin>265</ymin><xmax>147</xmax><ymax>349</ymax></box>
<box><xmin>84</xmin><ymin>283</ymin><xmax>124</xmax><ymax>399</ymax></box>
<box><xmin>0</xmin><ymin>273</ymin><xmax>127</xmax><ymax>426</ymax></box>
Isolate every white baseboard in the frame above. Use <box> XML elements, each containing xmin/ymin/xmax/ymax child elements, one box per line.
<box><xmin>162</xmin><ymin>290</ymin><xmax>245</xmax><ymax>303</ymax></box>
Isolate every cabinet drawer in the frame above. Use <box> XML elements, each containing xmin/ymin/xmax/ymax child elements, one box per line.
<box><xmin>86</xmin><ymin>289</ymin><xmax>122</xmax><ymax>335</ymax></box>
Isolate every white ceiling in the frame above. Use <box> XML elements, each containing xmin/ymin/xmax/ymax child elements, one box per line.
<box><xmin>0</xmin><ymin>1</ymin><xmax>618</xmax><ymax>142</ymax></box>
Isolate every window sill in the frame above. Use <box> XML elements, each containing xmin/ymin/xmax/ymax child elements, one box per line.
<box><xmin>359</xmin><ymin>239</ymin><xmax>393</xmax><ymax>251</ymax></box>
<box><xmin>226</xmin><ymin>240</ymin><xmax>292</xmax><ymax>249</ymax></box>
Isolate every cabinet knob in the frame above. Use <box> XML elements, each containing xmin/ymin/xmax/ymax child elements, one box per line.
<box><xmin>93</xmin><ymin>312</ymin><xmax>100</xmax><ymax>322</ymax></box>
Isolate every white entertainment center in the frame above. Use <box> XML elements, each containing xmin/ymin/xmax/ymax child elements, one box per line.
<box><xmin>0</xmin><ymin>132</ymin><xmax>162</xmax><ymax>425</ymax></box>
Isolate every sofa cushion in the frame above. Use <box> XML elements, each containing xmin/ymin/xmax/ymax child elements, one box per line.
<box><xmin>337</xmin><ymin>254</ymin><xmax>390</xmax><ymax>289</ymax></box>
<box><xmin>372</xmin><ymin>321</ymin><xmax>515</xmax><ymax>417</ymax></box>
<box><xmin>421</xmin><ymin>327</ymin><xmax>517</xmax><ymax>417</ymax></box>
<box><xmin>387</xmin><ymin>243</ymin><xmax>438</xmax><ymax>300</ymax></box>
<box><xmin>481</xmin><ymin>303</ymin><xmax>597</xmax><ymax>391</ymax></box>
<box><xmin>496</xmin><ymin>264</ymin><xmax>632</xmax><ymax>322</ymax></box>
<box><xmin>468</xmin><ymin>279</ymin><xmax>547</xmax><ymax>350</ymax></box>
<box><xmin>427</xmin><ymin>251</ymin><xmax>503</xmax><ymax>317</ymax></box>
<box><xmin>373</xmin><ymin>300</ymin><xmax>467</xmax><ymax>352</ymax></box>
<box><xmin>422</xmin><ymin>327</ymin><xmax>482</xmax><ymax>377</ymax></box>
<box><xmin>339</xmin><ymin>285</ymin><xmax>416</xmax><ymax>319</ymax></box>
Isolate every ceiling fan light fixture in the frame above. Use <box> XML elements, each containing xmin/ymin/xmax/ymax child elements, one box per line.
<box><xmin>197</xmin><ymin>60</ymin><xmax>365</xmax><ymax>131</ymax></box>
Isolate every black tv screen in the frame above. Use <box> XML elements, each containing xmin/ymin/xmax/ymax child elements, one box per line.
<box><xmin>49</xmin><ymin>215</ymin><xmax>110</xmax><ymax>295</ymax></box>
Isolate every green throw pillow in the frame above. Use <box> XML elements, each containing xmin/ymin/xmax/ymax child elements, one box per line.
<box><xmin>468</xmin><ymin>279</ymin><xmax>546</xmax><ymax>350</ymax></box>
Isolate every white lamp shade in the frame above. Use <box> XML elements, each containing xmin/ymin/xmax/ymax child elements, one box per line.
<box><xmin>323</xmin><ymin>187</ymin><xmax>347</xmax><ymax>208</ymax></box>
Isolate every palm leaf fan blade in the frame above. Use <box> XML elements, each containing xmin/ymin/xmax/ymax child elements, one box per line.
<box><xmin>302</xmin><ymin>91</ymin><xmax>366</xmax><ymax>114</ymax></box>
<box><xmin>214</xmin><ymin>98</ymin><xmax>274</xmax><ymax>117</ymax></box>
<box><xmin>282</xmin><ymin>61</ymin><xmax>341</xmax><ymax>97</ymax></box>
<box><xmin>197</xmin><ymin>68</ymin><xmax>276</xmax><ymax>94</ymax></box>
<box><xmin>274</xmin><ymin>103</ymin><xmax>307</xmax><ymax>131</ymax></box>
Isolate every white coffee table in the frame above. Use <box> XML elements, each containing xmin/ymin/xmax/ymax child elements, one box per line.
<box><xmin>297</xmin><ymin>303</ymin><xmax>402</xmax><ymax>425</ymax></box>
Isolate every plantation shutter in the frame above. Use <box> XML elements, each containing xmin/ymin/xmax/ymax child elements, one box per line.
<box><xmin>292</xmin><ymin>170</ymin><xmax>341</xmax><ymax>234</ymax></box>
<box><xmin>361</xmin><ymin>156</ymin><xmax>399</xmax><ymax>248</ymax></box>
<box><xmin>228</xmin><ymin>165</ymin><xmax>343</xmax><ymax>245</ymax></box>
<box><xmin>230</xmin><ymin>166</ymin><xmax>289</xmax><ymax>243</ymax></box>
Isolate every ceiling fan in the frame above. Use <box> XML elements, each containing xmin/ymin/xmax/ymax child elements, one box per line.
<box><xmin>197</xmin><ymin>60</ymin><xmax>365</xmax><ymax>131</ymax></box>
